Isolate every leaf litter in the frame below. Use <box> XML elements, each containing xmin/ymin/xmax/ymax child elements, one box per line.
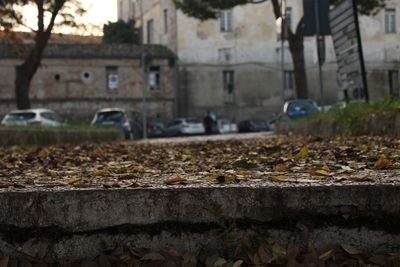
<box><xmin>0</xmin><ymin>135</ymin><xmax>399</xmax><ymax>190</ymax></box>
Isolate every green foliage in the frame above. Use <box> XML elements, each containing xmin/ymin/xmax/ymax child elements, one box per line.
<box><xmin>174</xmin><ymin>0</ymin><xmax>386</xmax><ymax>20</ymax></box>
<box><xmin>102</xmin><ymin>19</ymin><xmax>139</xmax><ymax>44</ymax></box>
<box><xmin>309</xmin><ymin>96</ymin><xmax>400</xmax><ymax>134</ymax></box>
<box><xmin>0</xmin><ymin>0</ymin><xmax>85</xmax><ymax>32</ymax></box>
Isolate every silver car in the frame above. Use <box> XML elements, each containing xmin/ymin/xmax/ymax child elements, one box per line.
<box><xmin>1</xmin><ymin>108</ymin><xmax>62</xmax><ymax>127</ymax></box>
<box><xmin>165</xmin><ymin>118</ymin><xmax>205</xmax><ymax>136</ymax></box>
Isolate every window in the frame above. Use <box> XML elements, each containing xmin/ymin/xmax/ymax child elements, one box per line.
<box><xmin>147</xmin><ymin>19</ymin><xmax>154</xmax><ymax>44</ymax></box>
<box><xmin>389</xmin><ymin>70</ymin><xmax>399</xmax><ymax>97</ymax></box>
<box><xmin>163</xmin><ymin>9</ymin><xmax>168</xmax><ymax>33</ymax></box>
<box><xmin>148</xmin><ymin>66</ymin><xmax>161</xmax><ymax>90</ymax></box>
<box><xmin>220</xmin><ymin>10</ymin><xmax>233</xmax><ymax>32</ymax></box>
<box><xmin>284</xmin><ymin>71</ymin><xmax>294</xmax><ymax>91</ymax></box>
<box><xmin>106</xmin><ymin>66</ymin><xmax>118</xmax><ymax>92</ymax></box>
<box><xmin>385</xmin><ymin>8</ymin><xmax>396</xmax><ymax>33</ymax></box>
<box><xmin>223</xmin><ymin>70</ymin><xmax>234</xmax><ymax>102</ymax></box>
<box><xmin>218</xmin><ymin>48</ymin><xmax>232</xmax><ymax>63</ymax></box>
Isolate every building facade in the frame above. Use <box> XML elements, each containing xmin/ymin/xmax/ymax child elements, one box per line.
<box><xmin>0</xmin><ymin>43</ymin><xmax>176</xmax><ymax>122</ymax></box>
<box><xmin>118</xmin><ymin>0</ymin><xmax>400</xmax><ymax>121</ymax></box>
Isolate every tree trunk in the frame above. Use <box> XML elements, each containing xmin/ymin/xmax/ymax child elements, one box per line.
<box><xmin>15</xmin><ymin>65</ymin><xmax>32</xmax><ymax>109</ymax></box>
<box><xmin>14</xmin><ymin>33</ymin><xmax>51</xmax><ymax>109</ymax></box>
<box><xmin>288</xmin><ymin>20</ymin><xmax>308</xmax><ymax>99</ymax></box>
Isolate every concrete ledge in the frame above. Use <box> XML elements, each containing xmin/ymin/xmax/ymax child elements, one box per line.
<box><xmin>1</xmin><ymin>184</ymin><xmax>400</xmax><ymax>260</ymax></box>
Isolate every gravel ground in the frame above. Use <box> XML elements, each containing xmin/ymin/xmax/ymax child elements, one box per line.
<box><xmin>0</xmin><ymin>133</ymin><xmax>399</xmax><ymax>191</ymax></box>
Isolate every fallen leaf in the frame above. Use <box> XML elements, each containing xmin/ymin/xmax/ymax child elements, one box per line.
<box><xmin>374</xmin><ymin>159</ymin><xmax>394</xmax><ymax>170</ymax></box>
<box><xmin>345</xmin><ymin>172</ymin><xmax>373</xmax><ymax>182</ymax></box>
<box><xmin>273</xmin><ymin>175</ymin><xmax>289</xmax><ymax>182</ymax></box>
<box><xmin>94</xmin><ymin>170</ymin><xmax>111</xmax><ymax>177</ymax></box>
<box><xmin>140</xmin><ymin>252</ymin><xmax>165</xmax><ymax>261</ymax></box>
<box><xmin>233</xmin><ymin>259</ymin><xmax>244</xmax><ymax>267</ymax></box>
<box><xmin>319</xmin><ymin>249</ymin><xmax>333</xmax><ymax>261</ymax></box>
<box><xmin>0</xmin><ymin>256</ymin><xmax>9</xmax><ymax>267</ymax></box>
<box><xmin>295</xmin><ymin>147</ymin><xmax>308</xmax><ymax>160</ymax></box>
<box><xmin>271</xmin><ymin>242</ymin><xmax>286</xmax><ymax>259</ymax></box>
<box><xmin>66</xmin><ymin>176</ymin><xmax>81</xmax><ymax>185</ymax></box>
<box><xmin>341</xmin><ymin>244</ymin><xmax>361</xmax><ymax>255</ymax></box>
<box><xmin>214</xmin><ymin>257</ymin><xmax>227</xmax><ymax>266</ymax></box>
<box><xmin>165</xmin><ymin>175</ymin><xmax>187</xmax><ymax>185</ymax></box>
<box><xmin>309</xmin><ymin>169</ymin><xmax>331</xmax><ymax>177</ymax></box>
<box><xmin>38</xmin><ymin>147</ymin><xmax>50</xmax><ymax>158</ymax></box>
<box><xmin>274</xmin><ymin>163</ymin><xmax>286</xmax><ymax>172</ymax></box>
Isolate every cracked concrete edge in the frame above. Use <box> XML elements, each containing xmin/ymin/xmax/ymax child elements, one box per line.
<box><xmin>0</xmin><ymin>184</ymin><xmax>399</xmax><ymax>232</ymax></box>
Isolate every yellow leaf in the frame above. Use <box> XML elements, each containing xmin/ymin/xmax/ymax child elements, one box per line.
<box><xmin>273</xmin><ymin>175</ymin><xmax>289</xmax><ymax>182</ymax></box>
<box><xmin>287</xmin><ymin>152</ymin><xmax>294</xmax><ymax>161</ymax></box>
<box><xmin>233</xmin><ymin>260</ymin><xmax>244</xmax><ymax>267</ymax></box>
<box><xmin>341</xmin><ymin>244</ymin><xmax>361</xmax><ymax>255</ymax></box>
<box><xmin>319</xmin><ymin>249</ymin><xmax>333</xmax><ymax>261</ymax></box>
<box><xmin>66</xmin><ymin>176</ymin><xmax>81</xmax><ymax>185</ymax></box>
<box><xmin>295</xmin><ymin>147</ymin><xmax>308</xmax><ymax>160</ymax></box>
<box><xmin>274</xmin><ymin>163</ymin><xmax>286</xmax><ymax>172</ymax></box>
<box><xmin>214</xmin><ymin>257</ymin><xmax>227</xmax><ymax>266</ymax></box>
<box><xmin>38</xmin><ymin>147</ymin><xmax>50</xmax><ymax>158</ymax></box>
<box><xmin>271</xmin><ymin>242</ymin><xmax>286</xmax><ymax>258</ymax></box>
<box><xmin>314</xmin><ymin>169</ymin><xmax>330</xmax><ymax>176</ymax></box>
<box><xmin>276</xmin><ymin>138</ymin><xmax>284</xmax><ymax>146</ymax></box>
<box><xmin>322</xmin><ymin>163</ymin><xmax>330</xmax><ymax>172</ymax></box>
<box><xmin>374</xmin><ymin>159</ymin><xmax>393</xmax><ymax>170</ymax></box>
<box><xmin>164</xmin><ymin>175</ymin><xmax>187</xmax><ymax>185</ymax></box>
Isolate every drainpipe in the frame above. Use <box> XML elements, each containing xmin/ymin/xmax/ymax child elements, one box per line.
<box><xmin>140</xmin><ymin>0</ymin><xmax>147</xmax><ymax>139</ymax></box>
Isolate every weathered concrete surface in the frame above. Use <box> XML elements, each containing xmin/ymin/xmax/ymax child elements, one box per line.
<box><xmin>1</xmin><ymin>184</ymin><xmax>400</xmax><ymax>260</ymax></box>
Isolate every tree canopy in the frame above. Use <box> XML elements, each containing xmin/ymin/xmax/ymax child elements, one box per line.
<box><xmin>102</xmin><ymin>19</ymin><xmax>139</xmax><ymax>44</ymax></box>
<box><xmin>0</xmin><ymin>0</ymin><xmax>85</xmax><ymax>109</ymax></box>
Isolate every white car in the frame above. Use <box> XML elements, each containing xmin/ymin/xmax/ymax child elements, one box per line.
<box><xmin>217</xmin><ymin>118</ymin><xmax>238</xmax><ymax>134</ymax></box>
<box><xmin>165</xmin><ymin>118</ymin><xmax>205</xmax><ymax>136</ymax></box>
<box><xmin>1</xmin><ymin>108</ymin><xmax>62</xmax><ymax>127</ymax></box>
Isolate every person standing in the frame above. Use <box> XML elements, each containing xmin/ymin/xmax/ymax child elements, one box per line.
<box><xmin>203</xmin><ymin>112</ymin><xmax>213</xmax><ymax>135</ymax></box>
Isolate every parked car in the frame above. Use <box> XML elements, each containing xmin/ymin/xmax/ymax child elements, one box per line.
<box><xmin>283</xmin><ymin>99</ymin><xmax>319</xmax><ymax>119</ymax></box>
<box><xmin>238</xmin><ymin>119</ymin><xmax>270</xmax><ymax>133</ymax></box>
<box><xmin>147</xmin><ymin>121</ymin><xmax>166</xmax><ymax>138</ymax></box>
<box><xmin>1</xmin><ymin>108</ymin><xmax>62</xmax><ymax>127</ymax></box>
<box><xmin>91</xmin><ymin>108</ymin><xmax>137</xmax><ymax>139</ymax></box>
<box><xmin>164</xmin><ymin>118</ymin><xmax>205</xmax><ymax>137</ymax></box>
<box><xmin>216</xmin><ymin>118</ymin><xmax>238</xmax><ymax>134</ymax></box>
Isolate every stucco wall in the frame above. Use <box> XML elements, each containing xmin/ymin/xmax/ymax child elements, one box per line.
<box><xmin>0</xmin><ymin>57</ymin><xmax>175</xmax><ymax>122</ymax></box>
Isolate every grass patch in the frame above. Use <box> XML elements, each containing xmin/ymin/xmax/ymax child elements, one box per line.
<box><xmin>301</xmin><ymin>97</ymin><xmax>400</xmax><ymax>134</ymax></box>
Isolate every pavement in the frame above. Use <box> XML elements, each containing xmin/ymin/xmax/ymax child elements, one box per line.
<box><xmin>0</xmin><ymin>132</ymin><xmax>400</xmax><ymax>261</ymax></box>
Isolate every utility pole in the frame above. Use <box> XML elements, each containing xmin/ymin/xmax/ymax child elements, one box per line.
<box><xmin>140</xmin><ymin>0</ymin><xmax>147</xmax><ymax>139</ymax></box>
<box><xmin>280</xmin><ymin>0</ymin><xmax>286</xmax><ymax>102</ymax></box>
<box><xmin>315</xmin><ymin>0</ymin><xmax>325</xmax><ymax>111</ymax></box>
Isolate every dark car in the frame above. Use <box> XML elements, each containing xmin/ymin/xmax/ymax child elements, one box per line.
<box><xmin>238</xmin><ymin>119</ymin><xmax>270</xmax><ymax>133</ymax></box>
<box><xmin>283</xmin><ymin>99</ymin><xmax>319</xmax><ymax>119</ymax></box>
<box><xmin>91</xmin><ymin>108</ymin><xmax>140</xmax><ymax>139</ymax></box>
<box><xmin>147</xmin><ymin>121</ymin><xmax>166</xmax><ymax>138</ymax></box>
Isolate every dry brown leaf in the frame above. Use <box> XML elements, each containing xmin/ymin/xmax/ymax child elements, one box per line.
<box><xmin>274</xmin><ymin>163</ymin><xmax>286</xmax><ymax>172</ymax></box>
<box><xmin>374</xmin><ymin>159</ymin><xmax>394</xmax><ymax>170</ymax></box>
<box><xmin>38</xmin><ymin>147</ymin><xmax>50</xmax><ymax>158</ymax></box>
<box><xmin>94</xmin><ymin>170</ymin><xmax>111</xmax><ymax>177</ymax></box>
<box><xmin>66</xmin><ymin>176</ymin><xmax>81</xmax><ymax>185</ymax></box>
<box><xmin>0</xmin><ymin>256</ymin><xmax>9</xmax><ymax>267</ymax></box>
<box><xmin>273</xmin><ymin>175</ymin><xmax>289</xmax><ymax>182</ymax></box>
<box><xmin>341</xmin><ymin>244</ymin><xmax>361</xmax><ymax>255</ymax></box>
<box><xmin>165</xmin><ymin>175</ymin><xmax>187</xmax><ymax>185</ymax></box>
<box><xmin>309</xmin><ymin>169</ymin><xmax>330</xmax><ymax>177</ymax></box>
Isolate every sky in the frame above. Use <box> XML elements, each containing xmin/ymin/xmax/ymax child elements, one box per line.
<box><xmin>23</xmin><ymin>0</ymin><xmax>118</xmax><ymax>35</ymax></box>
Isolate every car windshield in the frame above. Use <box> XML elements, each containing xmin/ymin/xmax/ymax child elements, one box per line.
<box><xmin>186</xmin><ymin>119</ymin><xmax>200</xmax><ymax>124</ymax></box>
<box><xmin>95</xmin><ymin>111</ymin><xmax>124</xmax><ymax>123</ymax></box>
<box><xmin>6</xmin><ymin>112</ymin><xmax>36</xmax><ymax>122</ymax></box>
<box><xmin>288</xmin><ymin>101</ymin><xmax>318</xmax><ymax>112</ymax></box>
<box><xmin>41</xmin><ymin>112</ymin><xmax>62</xmax><ymax>122</ymax></box>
